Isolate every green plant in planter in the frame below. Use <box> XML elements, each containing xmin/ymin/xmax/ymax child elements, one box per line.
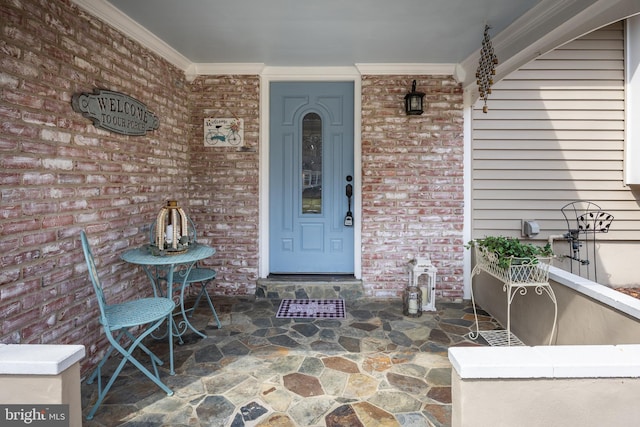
<box><xmin>466</xmin><ymin>236</ymin><xmax>553</xmax><ymax>271</ymax></box>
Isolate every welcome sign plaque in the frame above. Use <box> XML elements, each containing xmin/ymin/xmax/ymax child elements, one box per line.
<box><xmin>72</xmin><ymin>89</ymin><xmax>159</xmax><ymax>136</ymax></box>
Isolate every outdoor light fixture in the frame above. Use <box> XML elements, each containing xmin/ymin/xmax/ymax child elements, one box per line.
<box><xmin>404</xmin><ymin>80</ymin><xmax>424</xmax><ymax>115</ymax></box>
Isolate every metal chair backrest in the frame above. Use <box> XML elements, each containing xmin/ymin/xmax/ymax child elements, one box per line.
<box><xmin>80</xmin><ymin>231</ymin><xmax>176</xmax><ymax>420</ymax></box>
<box><xmin>80</xmin><ymin>230</ymin><xmax>109</xmax><ymax>326</ymax></box>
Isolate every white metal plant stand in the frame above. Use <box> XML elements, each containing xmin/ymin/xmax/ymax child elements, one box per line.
<box><xmin>469</xmin><ymin>246</ymin><xmax>557</xmax><ymax>346</ymax></box>
<box><xmin>408</xmin><ymin>257</ymin><xmax>437</xmax><ymax>312</ymax></box>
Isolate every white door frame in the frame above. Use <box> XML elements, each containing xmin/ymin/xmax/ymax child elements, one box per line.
<box><xmin>259</xmin><ymin>67</ymin><xmax>362</xmax><ymax>279</ymax></box>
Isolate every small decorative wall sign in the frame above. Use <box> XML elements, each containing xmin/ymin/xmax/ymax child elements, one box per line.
<box><xmin>204</xmin><ymin>118</ymin><xmax>244</xmax><ymax>147</ymax></box>
<box><xmin>71</xmin><ymin>89</ymin><xmax>159</xmax><ymax>135</ymax></box>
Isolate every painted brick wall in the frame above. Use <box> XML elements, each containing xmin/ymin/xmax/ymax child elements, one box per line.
<box><xmin>0</xmin><ymin>0</ymin><xmax>190</xmax><ymax>372</ymax></box>
<box><xmin>361</xmin><ymin>76</ymin><xmax>465</xmax><ymax>299</ymax></box>
<box><xmin>187</xmin><ymin>75</ymin><xmax>261</xmax><ymax>295</ymax></box>
<box><xmin>186</xmin><ymin>75</ymin><xmax>465</xmax><ymax>299</ymax></box>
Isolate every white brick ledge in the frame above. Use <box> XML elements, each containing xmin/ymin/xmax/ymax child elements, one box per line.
<box><xmin>0</xmin><ymin>344</ymin><xmax>85</xmax><ymax>375</ymax></box>
<box><xmin>549</xmin><ymin>265</ymin><xmax>640</xmax><ymax>320</ymax></box>
<box><xmin>449</xmin><ymin>344</ymin><xmax>640</xmax><ymax>379</ymax></box>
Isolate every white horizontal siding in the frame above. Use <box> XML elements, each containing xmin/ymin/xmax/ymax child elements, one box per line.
<box><xmin>477</xmin><ymin>100</ymin><xmax>625</xmax><ymax>110</ymax></box>
<box><xmin>472</xmin><ymin>209</ymin><xmax>640</xmax><ymax>221</ymax></box>
<box><xmin>473</xmin><ymin>130</ymin><xmax>624</xmax><ymax>140</ymax></box>
<box><xmin>473</xmin><ymin>199</ymin><xmax>640</xmax><ymax>211</ymax></box>
<box><xmin>520</xmin><ymin>60</ymin><xmax>623</xmax><ymax>71</ymax></box>
<box><xmin>480</xmin><ymin>90</ymin><xmax>624</xmax><ymax>100</ymax></box>
<box><xmin>474</xmin><ymin>140</ymin><xmax>623</xmax><ymax>150</ymax></box>
<box><xmin>471</xmin><ymin>22</ymin><xmax>636</xmax><ymax>240</ymax></box>
<box><xmin>509</xmin><ymin>69</ymin><xmax>624</xmax><ymax>81</ymax></box>
<box><xmin>540</xmin><ymin>50</ymin><xmax>623</xmax><ymax>61</ymax></box>
<box><xmin>473</xmin><ymin>120</ymin><xmax>623</xmax><ymax>130</ymax></box>
<box><xmin>473</xmin><ymin>160</ymin><xmax>622</xmax><ymax>170</ymax></box>
<box><xmin>471</xmin><ymin>227</ymin><xmax>639</xmax><ymax>241</ymax></box>
<box><xmin>473</xmin><ymin>189</ymin><xmax>633</xmax><ymax>201</ymax></box>
<box><xmin>473</xmin><ymin>110</ymin><xmax>624</xmax><ymax>120</ymax></box>
<box><xmin>474</xmin><ymin>180</ymin><xmax>626</xmax><ymax>191</ymax></box>
<box><xmin>474</xmin><ymin>151</ymin><xmax>622</xmax><ymax>161</ymax></box>
<box><xmin>473</xmin><ymin>169</ymin><xmax>621</xmax><ymax>180</ymax></box>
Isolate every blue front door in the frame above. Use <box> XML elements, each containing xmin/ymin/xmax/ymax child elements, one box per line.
<box><xmin>270</xmin><ymin>82</ymin><xmax>354</xmax><ymax>273</ymax></box>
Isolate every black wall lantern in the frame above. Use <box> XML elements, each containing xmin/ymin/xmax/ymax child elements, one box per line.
<box><xmin>404</xmin><ymin>80</ymin><xmax>425</xmax><ymax>115</ymax></box>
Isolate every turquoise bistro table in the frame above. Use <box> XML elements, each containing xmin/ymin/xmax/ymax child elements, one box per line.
<box><xmin>121</xmin><ymin>243</ymin><xmax>216</xmax><ymax>374</ymax></box>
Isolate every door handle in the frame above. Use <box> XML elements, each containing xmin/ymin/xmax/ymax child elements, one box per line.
<box><xmin>344</xmin><ymin>183</ymin><xmax>353</xmax><ymax>226</ymax></box>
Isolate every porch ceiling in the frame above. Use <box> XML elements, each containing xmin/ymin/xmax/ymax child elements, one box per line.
<box><xmin>74</xmin><ymin>0</ymin><xmax>640</xmax><ymax>89</ymax></box>
<box><xmin>104</xmin><ymin>0</ymin><xmax>540</xmax><ymax>66</ymax></box>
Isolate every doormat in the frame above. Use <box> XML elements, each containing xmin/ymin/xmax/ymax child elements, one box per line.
<box><xmin>276</xmin><ymin>299</ymin><xmax>345</xmax><ymax>319</ymax></box>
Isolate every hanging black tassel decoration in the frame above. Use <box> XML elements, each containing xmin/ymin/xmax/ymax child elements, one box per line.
<box><xmin>476</xmin><ymin>25</ymin><xmax>498</xmax><ymax>113</ymax></box>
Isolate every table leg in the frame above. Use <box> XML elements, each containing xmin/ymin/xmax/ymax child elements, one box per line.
<box><xmin>141</xmin><ymin>265</ymin><xmax>161</xmax><ymax>297</ymax></box>
<box><xmin>173</xmin><ymin>262</ymin><xmax>208</xmax><ymax>340</ymax></box>
<box><xmin>148</xmin><ymin>263</ymin><xmax>209</xmax><ymax>341</ymax></box>
<box><xmin>141</xmin><ymin>266</ymin><xmax>173</xmax><ymax>343</ymax></box>
<box><xmin>164</xmin><ymin>267</ymin><xmax>178</xmax><ymax>374</ymax></box>
<box><xmin>167</xmin><ymin>302</ymin><xmax>174</xmax><ymax>376</ymax></box>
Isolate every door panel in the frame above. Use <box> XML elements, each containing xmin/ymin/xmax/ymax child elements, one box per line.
<box><xmin>270</xmin><ymin>82</ymin><xmax>354</xmax><ymax>273</ymax></box>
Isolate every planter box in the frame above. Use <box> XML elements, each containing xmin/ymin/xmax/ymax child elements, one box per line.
<box><xmin>475</xmin><ymin>246</ymin><xmax>552</xmax><ymax>285</ymax></box>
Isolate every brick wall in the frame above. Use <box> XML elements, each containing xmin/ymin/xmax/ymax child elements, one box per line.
<box><xmin>187</xmin><ymin>75</ymin><xmax>465</xmax><ymax>299</ymax></box>
<box><xmin>187</xmin><ymin>75</ymin><xmax>261</xmax><ymax>295</ymax></box>
<box><xmin>361</xmin><ymin>76</ymin><xmax>465</xmax><ymax>298</ymax></box>
<box><xmin>0</xmin><ymin>0</ymin><xmax>466</xmax><ymax>376</ymax></box>
<box><xmin>0</xmin><ymin>0</ymin><xmax>189</xmax><ymax>371</ymax></box>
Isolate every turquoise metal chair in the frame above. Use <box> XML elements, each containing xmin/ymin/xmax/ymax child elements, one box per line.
<box><xmin>80</xmin><ymin>231</ymin><xmax>175</xmax><ymax>420</ymax></box>
<box><xmin>182</xmin><ymin>265</ymin><xmax>220</xmax><ymax>327</ymax></box>
<box><xmin>150</xmin><ymin>218</ymin><xmax>221</xmax><ymax>329</ymax></box>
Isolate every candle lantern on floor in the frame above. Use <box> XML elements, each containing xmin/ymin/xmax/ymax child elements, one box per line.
<box><xmin>408</xmin><ymin>257</ymin><xmax>438</xmax><ymax>312</ymax></box>
<box><xmin>154</xmin><ymin>200</ymin><xmax>191</xmax><ymax>252</ymax></box>
<box><xmin>403</xmin><ymin>284</ymin><xmax>422</xmax><ymax>317</ymax></box>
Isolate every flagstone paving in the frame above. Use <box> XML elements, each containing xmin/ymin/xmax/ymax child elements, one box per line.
<box><xmin>81</xmin><ymin>296</ymin><xmax>500</xmax><ymax>426</ymax></box>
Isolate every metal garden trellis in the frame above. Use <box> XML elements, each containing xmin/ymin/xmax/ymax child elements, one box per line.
<box><xmin>561</xmin><ymin>201</ymin><xmax>614</xmax><ymax>283</ymax></box>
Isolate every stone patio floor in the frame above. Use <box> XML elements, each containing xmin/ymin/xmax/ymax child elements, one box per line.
<box><xmin>81</xmin><ymin>296</ymin><xmax>499</xmax><ymax>426</ymax></box>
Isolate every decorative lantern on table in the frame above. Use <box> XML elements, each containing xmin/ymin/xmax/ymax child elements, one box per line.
<box><xmin>403</xmin><ymin>284</ymin><xmax>422</xmax><ymax>318</ymax></box>
<box><xmin>154</xmin><ymin>200</ymin><xmax>191</xmax><ymax>252</ymax></box>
